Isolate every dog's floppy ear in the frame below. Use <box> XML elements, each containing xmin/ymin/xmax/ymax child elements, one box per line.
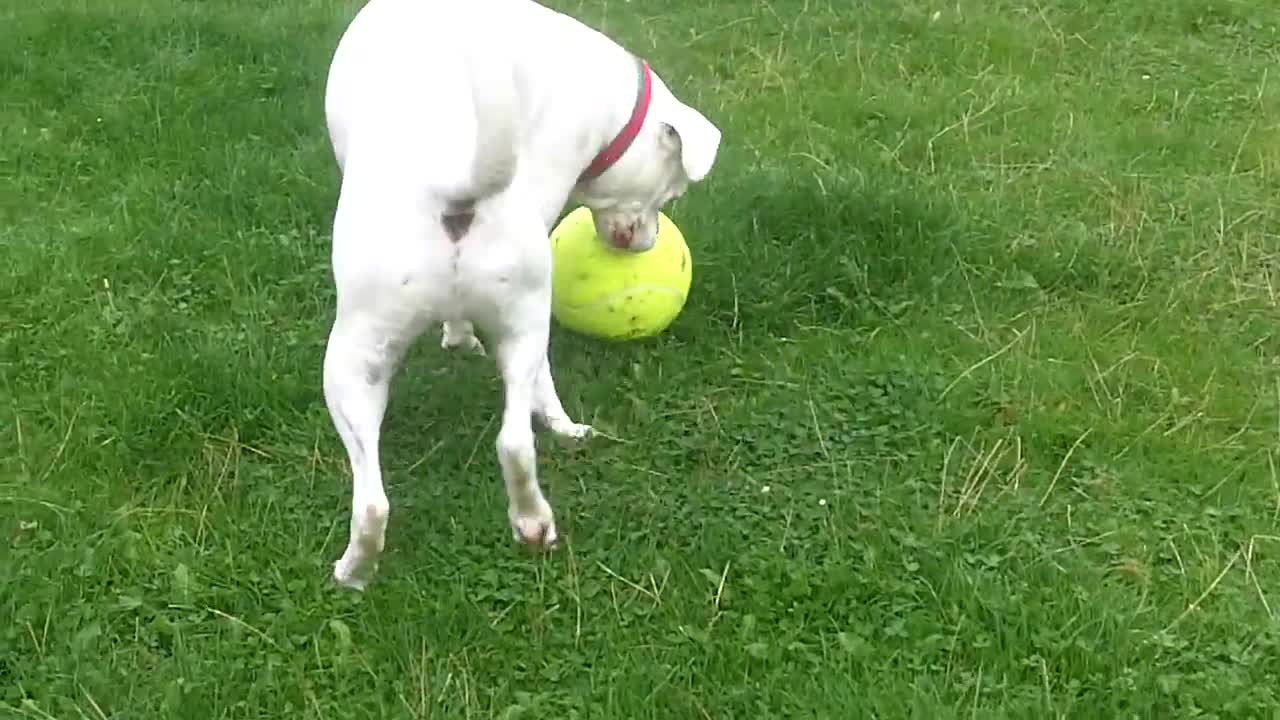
<box><xmin>660</xmin><ymin>103</ymin><xmax>722</xmax><ymax>183</ymax></box>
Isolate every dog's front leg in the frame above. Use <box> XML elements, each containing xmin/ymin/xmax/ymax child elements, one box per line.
<box><xmin>440</xmin><ymin>319</ymin><xmax>486</xmax><ymax>356</ymax></box>
<box><xmin>533</xmin><ymin>355</ymin><xmax>594</xmax><ymax>445</ymax></box>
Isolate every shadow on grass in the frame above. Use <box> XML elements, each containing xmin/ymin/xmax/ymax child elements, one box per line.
<box><xmin>669</xmin><ymin>164</ymin><xmax>970</xmax><ymax>339</ymax></box>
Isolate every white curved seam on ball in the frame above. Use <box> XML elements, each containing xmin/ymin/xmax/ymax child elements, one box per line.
<box><xmin>553</xmin><ymin>284</ymin><xmax>689</xmax><ymax>312</ymax></box>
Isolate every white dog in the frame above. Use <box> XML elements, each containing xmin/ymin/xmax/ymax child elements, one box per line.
<box><xmin>321</xmin><ymin>0</ymin><xmax>722</xmax><ymax>589</ymax></box>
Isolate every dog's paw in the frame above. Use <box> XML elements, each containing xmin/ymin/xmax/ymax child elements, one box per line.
<box><xmin>332</xmin><ymin>503</ymin><xmax>387</xmax><ymax>591</ymax></box>
<box><xmin>509</xmin><ymin>499</ymin><xmax>558</xmax><ymax>548</ymax></box>
<box><xmin>547</xmin><ymin>420</ymin><xmax>594</xmax><ymax>446</ymax></box>
<box><xmin>333</xmin><ymin>553</ymin><xmax>377</xmax><ymax>591</ymax></box>
<box><xmin>441</xmin><ymin>322</ymin><xmax>486</xmax><ymax>356</ymax></box>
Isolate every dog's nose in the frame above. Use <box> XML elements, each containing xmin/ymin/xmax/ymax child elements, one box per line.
<box><xmin>608</xmin><ymin>228</ymin><xmax>631</xmax><ymax>249</ymax></box>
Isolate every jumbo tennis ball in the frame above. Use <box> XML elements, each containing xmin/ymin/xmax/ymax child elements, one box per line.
<box><xmin>549</xmin><ymin>206</ymin><xmax>692</xmax><ymax>340</ymax></box>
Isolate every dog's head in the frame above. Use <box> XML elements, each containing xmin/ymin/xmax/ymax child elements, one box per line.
<box><xmin>573</xmin><ymin>73</ymin><xmax>721</xmax><ymax>252</ymax></box>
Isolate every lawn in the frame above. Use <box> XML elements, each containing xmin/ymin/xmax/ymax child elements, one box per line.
<box><xmin>3</xmin><ymin>0</ymin><xmax>1280</xmax><ymax>717</ymax></box>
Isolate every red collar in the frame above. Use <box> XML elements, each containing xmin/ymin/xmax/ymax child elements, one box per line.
<box><xmin>579</xmin><ymin>58</ymin><xmax>653</xmax><ymax>182</ymax></box>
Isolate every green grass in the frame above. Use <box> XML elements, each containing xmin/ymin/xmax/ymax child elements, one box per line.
<box><xmin>3</xmin><ymin>0</ymin><xmax>1280</xmax><ymax>716</ymax></box>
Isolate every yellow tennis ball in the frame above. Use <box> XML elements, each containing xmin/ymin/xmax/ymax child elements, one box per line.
<box><xmin>549</xmin><ymin>206</ymin><xmax>692</xmax><ymax>340</ymax></box>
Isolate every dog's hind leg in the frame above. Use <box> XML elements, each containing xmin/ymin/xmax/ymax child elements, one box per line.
<box><xmin>493</xmin><ymin>320</ymin><xmax>560</xmax><ymax>546</ymax></box>
<box><xmin>480</xmin><ymin>217</ymin><xmax>565</xmax><ymax>545</ymax></box>
<box><xmin>323</xmin><ymin>206</ymin><xmax>431</xmax><ymax>589</ymax></box>
<box><xmin>325</xmin><ymin>301</ymin><xmax>420</xmax><ymax>590</ymax></box>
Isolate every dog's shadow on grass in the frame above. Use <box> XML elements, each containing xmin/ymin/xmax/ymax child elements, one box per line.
<box><xmin>669</xmin><ymin>165</ymin><xmax>970</xmax><ymax>339</ymax></box>
<box><xmin>382</xmin><ymin>165</ymin><xmax>975</xmax><ymax>464</ymax></box>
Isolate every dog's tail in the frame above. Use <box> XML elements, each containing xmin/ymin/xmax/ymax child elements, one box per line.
<box><xmin>460</xmin><ymin>54</ymin><xmax>519</xmax><ymax>203</ymax></box>
<box><xmin>423</xmin><ymin>52</ymin><xmax>519</xmax><ymax>209</ymax></box>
